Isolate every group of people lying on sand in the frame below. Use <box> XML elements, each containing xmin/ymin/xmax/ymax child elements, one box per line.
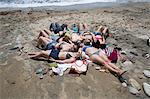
<box><xmin>28</xmin><ymin>22</ymin><xmax>127</xmax><ymax>83</ymax></box>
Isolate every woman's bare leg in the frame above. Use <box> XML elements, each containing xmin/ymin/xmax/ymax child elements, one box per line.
<box><xmin>37</xmin><ymin>36</ymin><xmax>52</xmax><ymax>47</ymax></box>
<box><xmin>99</xmin><ymin>52</ymin><xmax>123</xmax><ymax>75</ymax></box>
<box><xmin>102</xmin><ymin>27</ymin><xmax>108</xmax><ymax>34</ymax></box>
<box><xmin>97</xmin><ymin>26</ymin><xmax>103</xmax><ymax>33</ymax></box>
<box><xmin>44</xmin><ymin>28</ymin><xmax>52</xmax><ymax>35</ymax></box>
<box><xmin>79</xmin><ymin>23</ymin><xmax>84</xmax><ymax>31</ymax></box>
<box><xmin>83</xmin><ymin>23</ymin><xmax>89</xmax><ymax>31</ymax></box>
<box><xmin>28</xmin><ymin>50</ymin><xmax>51</xmax><ymax>59</ymax></box>
<box><xmin>91</xmin><ymin>55</ymin><xmax>120</xmax><ymax>74</ymax></box>
<box><xmin>38</xmin><ymin>30</ymin><xmax>49</xmax><ymax>39</ymax></box>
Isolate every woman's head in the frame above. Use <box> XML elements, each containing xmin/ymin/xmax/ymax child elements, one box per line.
<box><xmin>62</xmin><ymin>35</ymin><xmax>71</xmax><ymax>43</ymax></box>
<box><xmin>83</xmin><ymin>39</ymin><xmax>92</xmax><ymax>46</ymax></box>
<box><xmin>70</xmin><ymin>43</ymin><xmax>80</xmax><ymax>52</ymax></box>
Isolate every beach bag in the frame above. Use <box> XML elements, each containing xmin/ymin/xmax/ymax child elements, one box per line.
<box><xmin>108</xmin><ymin>49</ymin><xmax>118</xmax><ymax>63</ymax></box>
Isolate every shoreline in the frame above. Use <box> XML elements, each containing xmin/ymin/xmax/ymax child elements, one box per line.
<box><xmin>0</xmin><ymin>2</ymin><xmax>148</xmax><ymax>12</ymax></box>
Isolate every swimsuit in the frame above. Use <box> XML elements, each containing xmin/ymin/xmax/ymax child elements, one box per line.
<box><xmin>45</xmin><ymin>41</ymin><xmax>57</xmax><ymax>50</ymax></box>
<box><xmin>94</xmin><ymin>31</ymin><xmax>102</xmax><ymax>36</ymax></box>
<box><xmin>82</xmin><ymin>45</ymin><xmax>92</xmax><ymax>52</ymax></box>
<box><xmin>49</xmin><ymin>49</ymin><xmax>60</xmax><ymax>60</ymax></box>
<box><xmin>50</xmin><ymin>35</ymin><xmax>60</xmax><ymax>41</ymax></box>
<box><xmin>49</xmin><ymin>49</ymin><xmax>72</xmax><ymax>60</ymax></box>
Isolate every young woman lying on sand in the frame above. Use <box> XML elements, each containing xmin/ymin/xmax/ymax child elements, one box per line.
<box><xmin>79</xmin><ymin>25</ymin><xmax>110</xmax><ymax>49</ymax></box>
<box><xmin>92</xmin><ymin>26</ymin><xmax>109</xmax><ymax>49</ymax></box>
<box><xmin>38</xmin><ymin>23</ymin><xmax>68</xmax><ymax>40</ymax></box>
<box><xmin>28</xmin><ymin>49</ymin><xmax>80</xmax><ymax>64</ymax></box>
<box><xmin>38</xmin><ymin>28</ymin><xmax>62</xmax><ymax>41</ymax></box>
<box><xmin>79</xmin><ymin>23</ymin><xmax>89</xmax><ymax>34</ymax></box>
<box><xmin>37</xmin><ymin>36</ymin><xmax>78</xmax><ymax>52</ymax></box>
<box><xmin>79</xmin><ymin>39</ymin><xmax>126</xmax><ymax>77</ymax></box>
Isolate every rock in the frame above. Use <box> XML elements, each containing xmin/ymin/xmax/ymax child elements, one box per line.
<box><xmin>137</xmin><ymin>74</ymin><xmax>145</xmax><ymax>79</ymax></box>
<box><xmin>147</xmin><ymin>39</ymin><xmax>150</xmax><ymax>46</ymax></box>
<box><xmin>128</xmin><ymin>86</ymin><xmax>140</xmax><ymax>95</ymax></box>
<box><xmin>120</xmin><ymin>50</ymin><xmax>127</xmax><ymax>55</ymax></box>
<box><xmin>0</xmin><ymin>61</ymin><xmax>8</xmax><ymax>66</ymax></box>
<box><xmin>122</xmin><ymin>60</ymin><xmax>133</xmax><ymax>71</ymax></box>
<box><xmin>4</xmin><ymin>23</ymin><xmax>10</xmax><ymax>27</ymax></box>
<box><xmin>107</xmin><ymin>38</ymin><xmax>117</xmax><ymax>45</ymax></box>
<box><xmin>130</xmin><ymin>51</ymin><xmax>138</xmax><ymax>56</ymax></box>
<box><xmin>129</xmin><ymin>78</ymin><xmax>141</xmax><ymax>91</ymax></box>
<box><xmin>95</xmin><ymin>66</ymin><xmax>101</xmax><ymax>70</ymax></box>
<box><xmin>122</xmin><ymin>82</ymin><xmax>127</xmax><ymax>87</ymax></box>
<box><xmin>138</xmin><ymin>35</ymin><xmax>149</xmax><ymax>40</ymax></box>
<box><xmin>143</xmin><ymin>70</ymin><xmax>150</xmax><ymax>78</ymax></box>
<box><xmin>143</xmin><ymin>83</ymin><xmax>150</xmax><ymax>97</ymax></box>
<box><xmin>0</xmin><ymin>43</ymin><xmax>12</xmax><ymax>49</ymax></box>
<box><xmin>123</xmin><ymin>60</ymin><xmax>133</xmax><ymax>66</ymax></box>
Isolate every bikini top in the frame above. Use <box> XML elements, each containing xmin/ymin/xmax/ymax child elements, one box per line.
<box><xmin>82</xmin><ymin>45</ymin><xmax>92</xmax><ymax>52</ymax></box>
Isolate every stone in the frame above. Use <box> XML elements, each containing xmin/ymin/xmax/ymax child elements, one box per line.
<box><xmin>122</xmin><ymin>82</ymin><xmax>127</xmax><ymax>87</ymax></box>
<box><xmin>122</xmin><ymin>60</ymin><xmax>133</xmax><ymax>71</ymax></box>
<box><xmin>0</xmin><ymin>61</ymin><xmax>8</xmax><ymax>66</ymax></box>
<box><xmin>143</xmin><ymin>83</ymin><xmax>150</xmax><ymax>97</ymax></box>
<box><xmin>137</xmin><ymin>35</ymin><xmax>149</xmax><ymax>40</ymax></box>
<box><xmin>143</xmin><ymin>70</ymin><xmax>150</xmax><ymax>78</ymax></box>
<box><xmin>147</xmin><ymin>39</ymin><xmax>150</xmax><ymax>46</ymax></box>
<box><xmin>129</xmin><ymin>78</ymin><xmax>141</xmax><ymax>91</ymax></box>
<box><xmin>123</xmin><ymin>60</ymin><xmax>133</xmax><ymax>66</ymax></box>
<box><xmin>137</xmin><ymin>74</ymin><xmax>145</xmax><ymax>79</ymax></box>
<box><xmin>95</xmin><ymin>66</ymin><xmax>101</xmax><ymax>70</ymax></box>
<box><xmin>128</xmin><ymin>86</ymin><xmax>140</xmax><ymax>95</ymax></box>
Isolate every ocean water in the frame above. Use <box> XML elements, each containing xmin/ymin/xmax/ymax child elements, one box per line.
<box><xmin>0</xmin><ymin>0</ymin><xmax>149</xmax><ymax>8</ymax></box>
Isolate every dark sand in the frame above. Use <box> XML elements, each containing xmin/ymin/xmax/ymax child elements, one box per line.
<box><xmin>0</xmin><ymin>2</ymin><xmax>150</xmax><ymax>99</ymax></box>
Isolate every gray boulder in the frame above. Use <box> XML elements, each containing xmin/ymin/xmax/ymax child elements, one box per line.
<box><xmin>143</xmin><ymin>83</ymin><xmax>150</xmax><ymax>97</ymax></box>
<box><xmin>129</xmin><ymin>78</ymin><xmax>141</xmax><ymax>91</ymax></box>
<box><xmin>128</xmin><ymin>86</ymin><xmax>140</xmax><ymax>95</ymax></box>
<box><xmin>143</xmin><ymin>70</ymin><xmax>150</xmax><ymax>78</ymax></box>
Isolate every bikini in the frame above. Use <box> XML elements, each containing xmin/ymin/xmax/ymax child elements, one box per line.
<box><xmin>49</xmin><ymin>49</ymin><xmax>72</xmax><ymax>60</ymax></box>
<box><xmin>82</xmin><ymin>45</ymin><xmax>103</xmax><ymax>56</ymax></box>
<box><xmin>94</xmin><ymin>31</ymin><xmax>102</xmax><ymax>36</ymax></box>
<box><xmin>49</xmin><ymin>49</ymin><xmax>60</xmax><ymax>60</ymax></box>
<box><xmin>82</xmin><ymin>45</ymin><xmax>92</xmax><ymax>52</ymax></box>
<box><xmin>45</xmin><ymin>41</ymin><xmax>57</xmax><ymax>50</ymax></box>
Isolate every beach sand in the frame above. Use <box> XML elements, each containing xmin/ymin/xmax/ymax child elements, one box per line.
<box><xmin>0</xmin><ymin>2</ymin><xmax>150</xmax><ymax>99</ymax></box>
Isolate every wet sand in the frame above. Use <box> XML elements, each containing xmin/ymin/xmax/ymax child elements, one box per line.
<box><xmin>0</xmin><ymin>2</ymin><xmax>150</xmax><ymax>99</ymax></box>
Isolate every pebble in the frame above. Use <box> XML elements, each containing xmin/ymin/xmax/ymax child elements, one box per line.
<box><xmin>147</xmin><ymin>39</ymin><xmax>150</xmax><ymax>46</ymax></box>
<box><xmin>122</xmin><ymin>60</ymin><xmax>133</xmax><ymax>71</ymax></box>
<box><xmin>0</xmin><ymin>61</ymin><xmax>8</xmax><ymax>66</ymax></box>
<box><xmin>122</xmin><ymin>82</ymin><xmax>127</xmax><ymax>87</ymax></box>
<box><xmin>143</xmin><ymin>83</ymin><xmax>150</xmax><ymax>97</ymax></box>
<box><xmin>129</xmin><ymin>78</ymin><xmax>141</xmax><ymax>91</ymax></box>
<box><xmin>143</xmin><ymin>70</ymin><xmax>150</xmax><ymax>78</ymax></box>
<box><xmin>95</xmin><ymin>66</ymin><xmax>101</xmax><ymax>70</ymax></box>
<box><xmin>123</xmin><ymin>60</ymin><xmax>133</xmax><ymax>66</ymax></box>
<box><xmin>137</xmin><ymin>74</ymin><xmax>144</xmax><ymax>79</ymax></box>
<box><xmin>128</xmin><ymin>86</ymin><xmax>140</xmax><ymax>95</ymax></box>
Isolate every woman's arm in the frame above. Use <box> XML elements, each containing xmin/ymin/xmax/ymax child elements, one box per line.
<box><xmin>91</xmin><ymin>33</ymin><xmax>97</xmax><ymax>42</ymax></box>
<box><xmin>49</xmin><ymin>57</ymin><xmax>76</xmax><ymax>64</ymax></box>
<box><xmin>98</xmin><ymin>35</ymin><xmax>105</xmax><ymax>44</ymax></box>
<box><xmin>55</xmin><ymin>42</ymin><xmax>65</xmax><ymax>49</ymax></box>
<box><xmin>44</xmin><ymin>28</ymin><xmax>52</xmax><ymax>35</ymax></box>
